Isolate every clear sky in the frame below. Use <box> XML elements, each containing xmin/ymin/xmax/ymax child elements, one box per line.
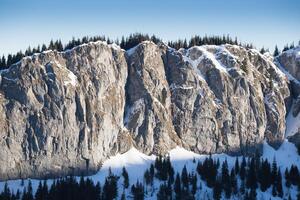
<box><xmin>0</xmin><ymin>0</ymin><xmax>299</xmax><ymax>56</ymax></box>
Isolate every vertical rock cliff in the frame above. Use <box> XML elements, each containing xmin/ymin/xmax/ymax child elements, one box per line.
<box><xmin>0</xmin><ymin>41</ymin><xmax>294</xmax><ymax>180</ymax></box>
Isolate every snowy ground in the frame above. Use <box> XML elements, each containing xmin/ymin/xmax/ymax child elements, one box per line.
<box><xmin>0</xmin><ymin>140</ymin><xmax>299</xmax><ymax>199</ymax></box>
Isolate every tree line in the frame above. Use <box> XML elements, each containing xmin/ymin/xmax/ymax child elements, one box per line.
<box><xmin>1</xmin><ymin>33</ymin><xmax>278</xmax><ymax>70</ymax></box>
<box><xmin>1</xmin><ymin>152</ymin><xmax>300</xmax><ymax>200</ymax></box>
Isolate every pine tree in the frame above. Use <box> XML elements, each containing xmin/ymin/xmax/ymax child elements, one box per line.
<box><xmin>191</xmin><ymin>172</ymin><xmax>197</xmax><ymax>195</ymax></box>
<box><xmin>35</xmin><ymin>181</ymin><xmax>44</xmax><ymax>200</ymax></box>
<box><xmin>285</xmin><ymin>168</ymin><xmax>291</xmax><ymax>188</ymax></box>
<box><xmin>131</xmin><ymin>181</ymin><xmax>144</xmax><ymax>200</ymax></box>
<box><xmin>157</xmin><ymin>183</ymin><xmax>169</xmax><ymax>200</ymax></box>
<box><xmin>103</xmin><ymin>168</ymin><xmax>119</xmax><ymax>200</ymax></box>
<box><xmin>181</xmin><ymin>165</ymin><xmax>189</xmax><ymax>189</ymax></box>
<box><xmin>272</xmin><ymin>184</ymin><xmax>277</xmax><ymax>197</ymax></box>
<box><xmin>230</xmin><ymin>168</ymin><xmax>238</xmax><ymax>195</ymax></box>
<box><xmin>122</xmin><ymin>167</ymin><xmax>129</xmax><ymax>189</ymax></box>
<box><xmin>246</xmin><ymin>158</ymin><xmax>257</xmax><ymax>189</ymax></box>
<box><xmin>41</xmin><ymin>44</ymin><xmax>47</xmax><ymax>52</ymax></box>
<box><xmin>221</xmin><ymin>160</ymin><xmax>231</xmax><ymax>198</ymax></box>
<box><xmin>144</xmin><ymin>169</ymin><xmax>151</xmax><ymax>186</ymax></box>
<box><xmin>273</xmin><ymin>45</ymin><xmax>280</xmax><ymax>56</ymax></box>
<box><xmin>234</xmin><ymin>157</ymin><xmax>239</xmax><ymax>174</ymax></box>
<box><xmin>259</xmin><ymin>159</ymin><xmax>271</xmax><ymax>192</ymax></box>
<box><xmin>213</xmin><ymin>178</ymin><xmax>222</xmax><ymax>200</ymax></box>
<box><xmin>2</xmin><ymin>182</ymin><xmax>11</xmax><ymax>200</ymax></box>
<box><xmin>240</xmin><ymin>156</ymin><xmax>246</xmax><ymax>180</ymax></box>
<box><xmin>22</xmin><ymin>180</ymin><xmax>34</xmax><ymax>200</ymax></box>
<box><xmin>121</xmin><ymin>192</ymin><xmax>126</xmax><ymax>200</ymax></box>
<box><xmin>271</xmin><ymin>157</ymin><xmax>278</xmax><ymax>184</ymax></box>
<box><xmin>276</xmin><ymin>169</ymin><xmax>283</xmax><ymax>198</ymax></box>
<box><xmin>248</xmin><ymin>187</ymin><xmax>257</xmax><ymax>200</ymax></box>
<box><xmin>174</xmin><ymin>173</ymin><xmax>181</xmax><ymax>200</ymax></box>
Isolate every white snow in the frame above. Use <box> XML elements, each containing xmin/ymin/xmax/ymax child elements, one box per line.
<box><xmin>262</xmin><ymin>139</ymin><xmax>300</xmax><ymax>169</ymax></box>
<box><xmin>181</xmin><ymin>53</ymin><xmax>206</xmax><ymax>81</ymax></box>
<box><xmin>169</xmin><ymin>83</ymin><xmax>194</xmax><ymax>90</ymax></box>
<box><xmin>126</xmin><ymin>41</ymin><xmax>155</xmax><ymax>56</ymax></box>
<box><xmin>1</xmin><ymin>140</ymin><xmax>299</xmax><ymax>199</ymax></box>
<box><xmin>64</xmin><ymin>70</ymin><xmax>77</xmax><ymax>86</ymax></box>
<box><xmin>109</xmin><ymin>43</ymin><xmax>123</xmax><ymax>51</ymax></box>
<box><xmin>124</xmin><ymin>98</ymin><xmax>144</xmax><ymax>125</ymax></box>
<box><xmin>181</xmin><ymin>45</ymin><xmax>238</xmax><ymax>82</ymax></box>
<box><xmin>264</xmin><ymin>92</ymin><xmax>279</xmax><ymax>115</ymax></box>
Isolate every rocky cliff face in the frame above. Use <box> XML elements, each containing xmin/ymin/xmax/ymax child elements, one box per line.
<box><xmin>0</xmin><ymin>41</ymin><xmax>294</xmax><ymax>180</ymax></box>
<box><xmin>276</xmin><ymin>47</ymin><xmax>300</xmax><ymax>144</ymax></box>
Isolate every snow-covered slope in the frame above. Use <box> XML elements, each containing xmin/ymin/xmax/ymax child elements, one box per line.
<box><xmin>0</xmin><ymin>140</ymin><xmax>299</xmax><ymax>199</ymax></box>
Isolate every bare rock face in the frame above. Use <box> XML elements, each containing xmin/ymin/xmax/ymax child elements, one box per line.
<box><xmin>0</xmin><ymin>42</ymin><xmax>128</xmax><ymax>180</ymax></box>
<box><xmin>124</xmin><ymin>42</ymin><xmax>181</xmax><ymax>155</ymax></box>
<box><xmin>161</xmin><ymin>45</ymin><xmax>289</xmax><ymax>153</ymax></box>
<box><xmin>276</xmin><ymin>46</ymin><xmax>300</xmax><ymax>144</ymax></box>
<box><xmin>0</xmin><ymin>41</ymin><xmax>293</xmax><ymax>180</ymax></box>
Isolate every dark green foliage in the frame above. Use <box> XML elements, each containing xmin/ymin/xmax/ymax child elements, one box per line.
<box><xmin>122</xmin><ymin>167</ymin><xmax>129</xmax><ymax>189</ymax></box>
<box><xmin>221</xmin><ymin>159</ymin><xmax>231</xmax><ymax>198</ymax></box>
<box><xmin>174</xmin><ymin>173</ymin><xmax>181</xmax><ymax>200</ymax></box>
<box><xmin>213</xmin><ymin>177</ymin><xmax>222</xmax><ymax>200</ymax></box>
<box><xmin>273</xmin><ymin>45</ymin><xmax>280</xmax><ymax>56</ymax></box>
<box><xmin>154</xmin><ymin>155</ymin><xmax>174</xmax><ymax>181</ymax></box>
<box><xmin>285</xmin><ymin>164</ymin><xmax>300</xmax><ymax>194</ymax></box>
<box><xmin>234</xmin><ymin>157</ymin><xmax>239</xmax><ymax>174</ymax></box>
<box><xmin>230</xmin><ymin>168</ymin><xmax>238</xmax><ymax>195</ymax></box>
<box><xmin>1</xmin><ymin>154</ymin><xmax>300</xmax><ymax>200</ymax></box>
<box><xmin>239</xmin><ymin>156</ymin><xmax>247</xmax><ymax>181</ymax></box>
<box><xmin>258</xmin><ymin>159</ymin><xmax>272</xmax><ymax>191</ymax></box>
<box><xmin>0</xmin><ymin>33</ymin><xmax>258</xmax><ymax>70</ymax></box>
<box><xmin>103</xmin><ymin>168</ymin><xmax>119</xmax><ymax>200</ymax></box>
<box><xmin>22</xmin><ymin>180</ymin><xmax>33</xmax><ymax>200</ymax></box>
<box><xmin>157</xmin><ymin>183</ymin><xmax>171</xmax><ymax>200</ymax></box>
<box><xmin>246</xmin><ymin>158</ymin><xmax>257</xmax><ymax>189</ymax></box>
<box><xmin>131</xmin><ymin>181</ymin><xmax>144</xmax><ymax>200</ymax></box>
<box><xmin>196</xmin><ymin>155</ymin><xmax>218</xmax><ymax>187</ymax></box>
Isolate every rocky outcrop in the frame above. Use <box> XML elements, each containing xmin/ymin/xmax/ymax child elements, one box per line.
<box><xmin>0</xmin><ymin>41</ymin><xmax>293</xmax><ymax>180</ymax></box>
<box><xmin>276</xmin><ymin>46</ymin><xmax>300</xmax><ymax>145</ymax></box>
<box><xmin>0</xmin><ymin>42</ymin><xmax>128</xmax><ymax>180</ymax></box>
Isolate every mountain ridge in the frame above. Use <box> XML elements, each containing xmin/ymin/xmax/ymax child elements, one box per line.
<box><xmin>0</xmin><ymin>40</ymin><xmax>299</xmax><ymax>180</ymax></box>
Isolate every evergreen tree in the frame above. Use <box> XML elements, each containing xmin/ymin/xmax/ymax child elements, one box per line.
<box><xmin>174</xmin><ymin>173</ymin><xmax>182</xmax><ymax>200</ymax></box>
<box><xmin>157</xmin><ymin>183</ymin><xmax>169</xmax><ymax>200</ymax></box>
<box><xmin>259</xmin><ymin>159</ymin><xmax>271</xmax><ymax>191</ymax></box>
<box><xmin>273</xmin><ymin>45</ymin><xmax>280</xmax><ymax>56</ymax></box>
<box><xmin>234</xmin><ymin>157</ymin><xmax>239</xmax><ymax>174</ymax></box>
<box><xmin>240</xmin><ymin>156</ymin><xmax>246</xmax><ymax>180</ymax></box>
<box><xmin>131</xmin><ymin>181</ymin><xmax>144</xmax><ymax>200</ymax></box>
<box><xmin>230</xmin><ymin>168</ymin><xmax>238</xmax><ymax>195</ymax></box>
<box><xmin>149</xmin><ymin>164</ymin><xmax>155</xmax><ymax>184</ymax></box>
<box><xmin>190</xmin><ymin>172</ymin><xmax>197</xmax><ymax>195</ymax></box>
<box><xmin>213</xmin><ymin>178</ymin><xmax>222</xmax><ymax>200</ymax></box>
<box><xmin>22</xmin><ymin>180</ymin><xmax>34</xmax><ymax>200</ymax></box>
<box><xmin>276</xmin><ymin>169</ymin><xmax>283</xmax><ymax>198</ymax></box>
<box><xmin>103</xmin><ymin>168</ymin><xmax>119</xmax><ymax>200</ymax></box>
<box><xmin>35</xmin><ymin>181</ymin><xmax>44</xmax><ymax>200</ymax></box>
<box><xmin>221</xmin><ymin>160</ymin><xmax>231</xmax><ymax>198</ymax></box>
<box><xmin>181</xmin><ymin>165</ymin><xmax>189</xmax><ymax>189</ymax></box>
<box><xmin>144</xmin><ymin>169</ymin><xmax>151</xmax><ymax>186</ymax></box>
<box><xmin>246</xmin><ymin>158</ymin><xmax>257</xmax><ymax>190</ymax></box>
<box><xmin>248</xmin><ymin>187</ymin><xmax>257</xmax><ymax>200</ymax></box>
<box><xmin>122</xmin><ymin>167</ymin><xmax>129</xmax><ymax>189</ymax></box>
<box><xmin>285</xmin><ymin>168</ymin><xmax>291</xmax><ymax>188</ymax></box>
<box><xmin>121</xmin><ymin>192</ymin><xmax>126</xmax><ymax>200</ymax></box>
<box><xmin>41</xmin><ymin>44</ymin><xmax>47</xmax><ymax>51</ymax></box>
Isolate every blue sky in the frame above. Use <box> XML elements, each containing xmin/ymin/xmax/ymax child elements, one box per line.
<box><xmin>0</xmin><ymin>0</ymin><xmax>299</xmax><ymax>55</ymax></box>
